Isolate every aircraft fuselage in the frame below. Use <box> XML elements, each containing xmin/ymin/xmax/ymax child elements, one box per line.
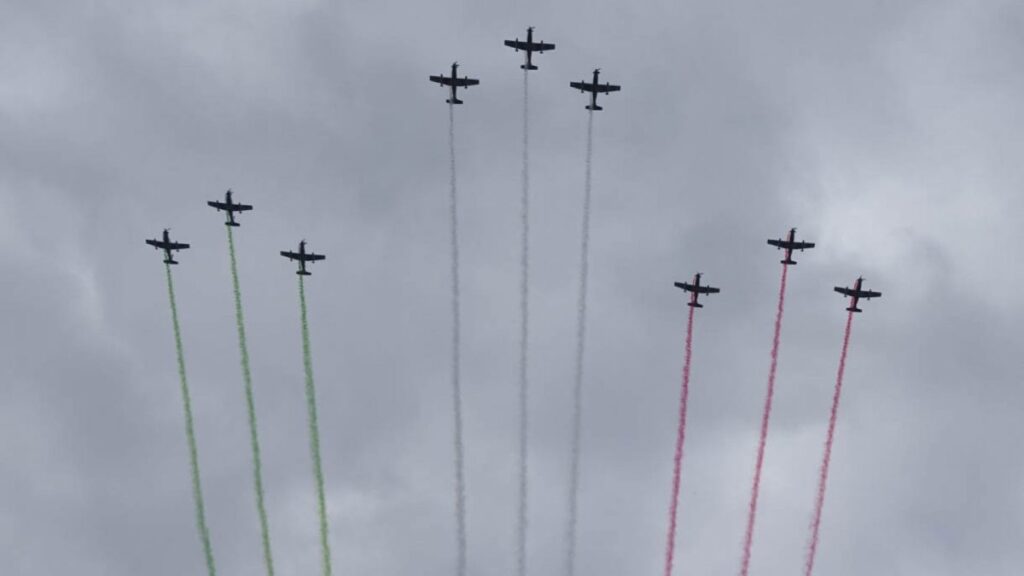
<box><xmin>588</xmin><ymin>69</ymin><xmax>601</xmax><ymax>111</ymax></box>
<box><xmin>782</xmin><ymin>228</ymin><xmax>797</xmax><ymax>265</ymax></box>
<box><xmin>522</xmin><ymin>28</ymin><xmax>537</xmax><ymax>70</ymax></box>
<box><xmin>448</xmin><ymin>63</ymin><xmax>461</xmax><ymax>104</ymax></box>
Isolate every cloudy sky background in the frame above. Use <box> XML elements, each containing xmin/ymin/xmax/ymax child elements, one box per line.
<box><xmin>2</xmin><ymin>0</ymin><xmax>1024</xmax><ymax>574</ymax></box>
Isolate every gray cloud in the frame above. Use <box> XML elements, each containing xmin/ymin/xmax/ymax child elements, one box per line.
<box><xmin>2</xmin><ymin>0</ymin><xmax>1024</xmax><ymax>574</ymax></box>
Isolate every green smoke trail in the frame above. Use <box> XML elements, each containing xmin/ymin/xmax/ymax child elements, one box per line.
<box><xmin>298</xmin><ymin>275</ymin><xmax>333</xmax><ymax>576</ymax></box>
<box><xmin>226</xmin><ymin>227</ymin><xmax>276</xmax><ymax>576</ymax></box>
<box><xmin>164</xmin><ymin>262</ymin><xmax>218</xmax><ymax>576</ymax></box>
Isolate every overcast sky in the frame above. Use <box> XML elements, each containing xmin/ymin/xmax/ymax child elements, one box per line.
<box><xmin>3</xmin><ymin>0</ymin><xmax>1024</xmax><ymax>574</ymax></box>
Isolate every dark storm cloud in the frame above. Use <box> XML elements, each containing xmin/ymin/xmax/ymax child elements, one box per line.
<box><xmin>2</xmin><ymin>0</ymin><xmax>1024</xmax><ymax>575</ymax></box>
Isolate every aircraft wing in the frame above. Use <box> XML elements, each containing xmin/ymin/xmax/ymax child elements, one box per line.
<box><xmin>145</xmin><ymin>239</ymin><xmax>160</xmax><ymax>248</ymax></box>
<box><xmin>429</xmin><ymin>75</ymin><xmax>452</xmax><ymax>86</ymax></box>
<box><xmin>208</xmin><ymin>200</ymin><xmax>228</xmax><ymax>210</ymax></box>
<box><xmin>281</xmin><ymin>250</ymin><xmax>300</xmax><ymax>260</ymax></box>
<box><xmin>834</xmin><ymin>287</ymin><xmax>855</xmax><ymax>297</ymax></box>
<box><xmin>505</xmin><ymin>40</ymin><xmax>528</xmax><ymax>50</ymax></box>
<box><xmin>594</xmin><ymin>83</ymin><xmax>621</xmax><ymax>93</ymax></box>
<box><xmin>167</xmin><ymin>241</ymin><xmax>190</xmax><ymax>250</ymax></box>
<box><xmin>767</xmin><ymin>239</ymin><xmax>815</xmax><ymax>249</ymax></box>
<box><xmin>534</xmin><ymin>41</ymin><xmax>555</xmax><ymax>51</ymax></box>
<box><xmin>570</xmin><ymin>81</ymin><xmax>593</xmax><ymax>92</ymax></box>
<box><xmin>451</xmin><ymin>77</ymin><xmax>479</xmax><ymax>87</ymax></box>
<box><xmin>307</xmin><ymin>253</ymin><xmax>326</xmax><ymax>262</ymax></box>
<box><xmin>674</xmin><ymin>282</ymin><xmax>695</xmax><ymax>292</ymax></box>
<box><xmin>859</xmin><ymin>289</ymin><xmax>881</xmax><ymax>298</ymax></box>
<box><xmin>236</xmin><ymin>203</ymin><xmax>253</xmax><ymax>212</ymax></box>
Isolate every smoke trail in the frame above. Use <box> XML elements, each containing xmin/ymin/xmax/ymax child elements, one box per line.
<box><xmin>564</xmin><ymin>109</ymin><xmax>595</xmax><ymax>576</ymax></box>
<box><xmin>515</xmin><ymin>68</ymin><xmax>530</xmax><ymax>576</ymax></box>
<box><xmin>164</xmin><ymin>263</ymin><xmax>217</xmax><ymax>576</ymax></box>
<box><xmin>804</xmin><ymin>311</ymin><xmax>855</xmax><ymax>576</ymax></box>
<box><xmin>448</xmin><ymin>103</ymin><xmax>468</xmax><ymax>576</ymax></box>
<box><xmin>298</xmin><ymin>275</ymin><xmax>333</xmax><ymax>576</ymax></box>
<box><xmin>226</xmin><ymin>227</ymin><xmax>276</xmax><ymax>576</ymax></box>
<box><xmin>738</xmin><ymin>264</ymin><xmax>789</xmax><ymax>575</ymax></box>
<box><xmin>663</xmin><ymin>305</ymin><xmax>696</xmax><ymax>576</ymax></box>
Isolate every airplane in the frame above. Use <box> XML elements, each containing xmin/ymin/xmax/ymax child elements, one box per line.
<box><xmin>504</xmin><ymin>27</ymin><xmax>556</xmax><ymax>70</ymax></box>
<box><xmin>280</xmin><ymin>240</ymin><xmax>326</xmax><ymax>276</ymax></box>
<box><xmin>674</xmin><ymin>273</ymin><xmax>721</xmax><ymax>308</ymax></box>
<box><xmin>569</xmin><ymin>69</ymin><xmax>621</xmax><ymax>111</ymax></box>
<box><xmin>145</xmin><ymin>229</ymin><xmax>190</xmax><ymax>265</ymax></box>
<box><xmin>834</xmin><ymin>277</ymin><xmax>881</xmax><ymax>313</ymax></box>
<box><xmin>429</xmin><ymin>62</ymin><xmax>480</xmax><ymax>104</ymax></box>
<box><xmin>207</xmin><ymin>189</ymin><xmax>253</xmax><ymax>227</ymax></box>
<box><xmin>767</xmin><ymin>228</ymin><xmax>816</xmax><ymax>265</ymax></box>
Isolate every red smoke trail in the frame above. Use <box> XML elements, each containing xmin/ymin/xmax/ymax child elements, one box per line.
<box><xmin>663</xmin><ymin>305</ymin><xmax>696</xmax><ymax>576</ymax></box>
<box><xmin>738</xmin><ymin>264</ymin><xmax>789</xmax><ymax>575</ymax></box>
<box><xmin>804</xmin><ymin>310</ymin><xmax>855</xmax><ymax>576</ymax></box>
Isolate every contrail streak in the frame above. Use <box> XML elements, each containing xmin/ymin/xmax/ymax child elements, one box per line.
<box><xmin>738</xmin><ymin>264</ymin><xmax>789</xmax><ymax>575</ymax></box>
<box><xmin>663</xmin><ymin>305</ymin><xmax>696</xmax><ymax>576</ymax></box>
<box><xmin>516</xmin><ymin>68</ymin><xmax>530</xmax><ymax>576</ymax></box>
<box><xmin>564</xmin><ymin>109</ymin><xmax>595</xmax><ymax>576</ymax></box>
<box><xmin>164</xmin><ymin>262</ymin><xmax>217</xmax><ymax>576</ymax></box>
<box><xmin>448</xmin><ymin>103</ymin><xmax>468</xmax><ymax>576</ymax></box>
<box><xmin>298</xmin><ymin>275</ymin><xmax>332</xmax><ymax>576</ymax></box>
<box><xmin>804</xmin><ymin>310</ymin><xmax>855</xmax><ymax>576</ymax></box>
<box><xmin>226</xmin><ymin>227</ymin><xmax>276</xmax><ymax>576</ymax></box>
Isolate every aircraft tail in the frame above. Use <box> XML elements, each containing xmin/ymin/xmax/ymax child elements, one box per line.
<box><xmin>297</xmin><ymin>270</ymin><xmax>312</xmax><ymax>276</ymax></box>
<box><xmin>586</xmin><ymin>104</ymin><xmax>603</xmax><ymax>111</ymax></box>
<box><xmin>521</xmin><ymin>64</ymin><xmax>538</xmax><ymax>70</ymax></box>
<box><xmin>165</xmin><ymin>258</ymin><xmax>179</xmax><ymax>265</ymax></box>
<box><xmin>226</xmin><ymin>221</ymin><xmax>241</xmax><ymax>227</ymax></box>
<box><xmin>847</xmin><ymin>306</ymin><xmax>862</xmax><ymax>313</ymax></box>
<box><xmin>782</xmin><ymin>258</ymin><xmax>797</xmax><ymax>265</ymax></box>
<box><xmin>687</xmin><ymin>301</ymin><xmax>703</xmax><ymax>308</ymax></box>
<box><xmin>447</xmin><ymin>98</ymin><xmax>464</xmax><ymax>105</ymax></box>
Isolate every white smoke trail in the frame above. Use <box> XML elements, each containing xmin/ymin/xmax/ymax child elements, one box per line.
<box><xmin>565</xmin><ymin>109</ymin><xmax>595</xmax><ymax>576</ymax></box>
<box><xmin>448</xmin><ymin>103</ymin><xmax>468</xmax><ymax>576</ymax></box>
<box><xmin>516</xmin><ymin>68</ymin><xmax>530</xmax><ymax>576</ymax></box>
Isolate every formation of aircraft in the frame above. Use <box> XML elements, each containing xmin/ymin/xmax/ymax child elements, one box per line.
<box><xmin>280</xmin><ymin>240</ymin><xmax>326</xmax><ymax>276</ymax></box>
<box><xmin>145</xmin><ymin>229</ymin><xmax>190</xmax><ymax>264</ymax></box>
<box><xmin>150</xmin><ymin>200</ymin><xmax>880</xmax><ymax>314</ymax></box>
<box><xmin>834</xmin><ymin>277</ymin><xmax>882</xmax><ymax>313</ymax></box>
<box><xmin>767</xmin><ymin>228</ymin><xmax>815</xmax><ymax>265</ymax></box>
<box><xmin>504</xmin><ymin>26</ymin><xmax>556</xmax><ymax>70</ymax></box>
<box><xmin>675</xmin><ymin>273</ymin><xmax>721</xmax><ymax>308</ymax></box>
<box><xmin>429</xmin><ymin>62</ymin><xmax>480</xmax><ymax>105</ymax></box>
<box><xmin>431</xmin><ymin>28</ymin><xmax>621</xmax><ymax>109</ymax></box>
<box><xmin>150</xmin><ymin>212</ymin><xmax>881</xmax><ymax>313</ymax></box>
<box><xmin>570</xmin><ymin>69</ymin><xmax>622</xmax><ymax>111</ymax></box>
<box><xmin>207</xmin><ymin>189</ymin><xmax>253</xmax><ymax>227</ymax></box>
<box><xmin>154</xmin><ymin>26</ymin><xmax>883</xmax><ymax>315</ymax></box>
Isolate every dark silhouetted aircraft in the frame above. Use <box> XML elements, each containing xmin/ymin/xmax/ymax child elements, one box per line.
<box><xmin>429</xmin><ymin>62</ymin><xmax>480</xmax><ymax>104</ymax></box>
<box><xmin>504</xmin><ymin>27</ymin><xmax>555</xmax><ymax>70</ymax></box>
<box><xmin>146</xmin><ymin>229</ymin><xmax>190</xmax><ymax>264</ymax></box>
<box><xmin>675</xmin><ymin>273</ymin><xmax>721</xmax><ymax>308</ymax></box>
<box><xmin>207</xmin><ymin>189</ymin><xmax>252</xmax><ymax>227</ymax></box>
<box><xmin>834</xmin><ymin>277</ymin><xmax>881</xmax><ymax>312</ymax></box>
<box><xmin>570</xmin><ymin>69</ymin><xmax>621</xmax><ymax>111</ymax></box>
<box><xmin>281</xmin><ymin>240</ymin><xmax>325</xmax><ymax>276</ymax></box>
<box><xmin>767</xmin><ymin>228</ymin><xmax>816</xmax><ymax>265</ymax></box>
